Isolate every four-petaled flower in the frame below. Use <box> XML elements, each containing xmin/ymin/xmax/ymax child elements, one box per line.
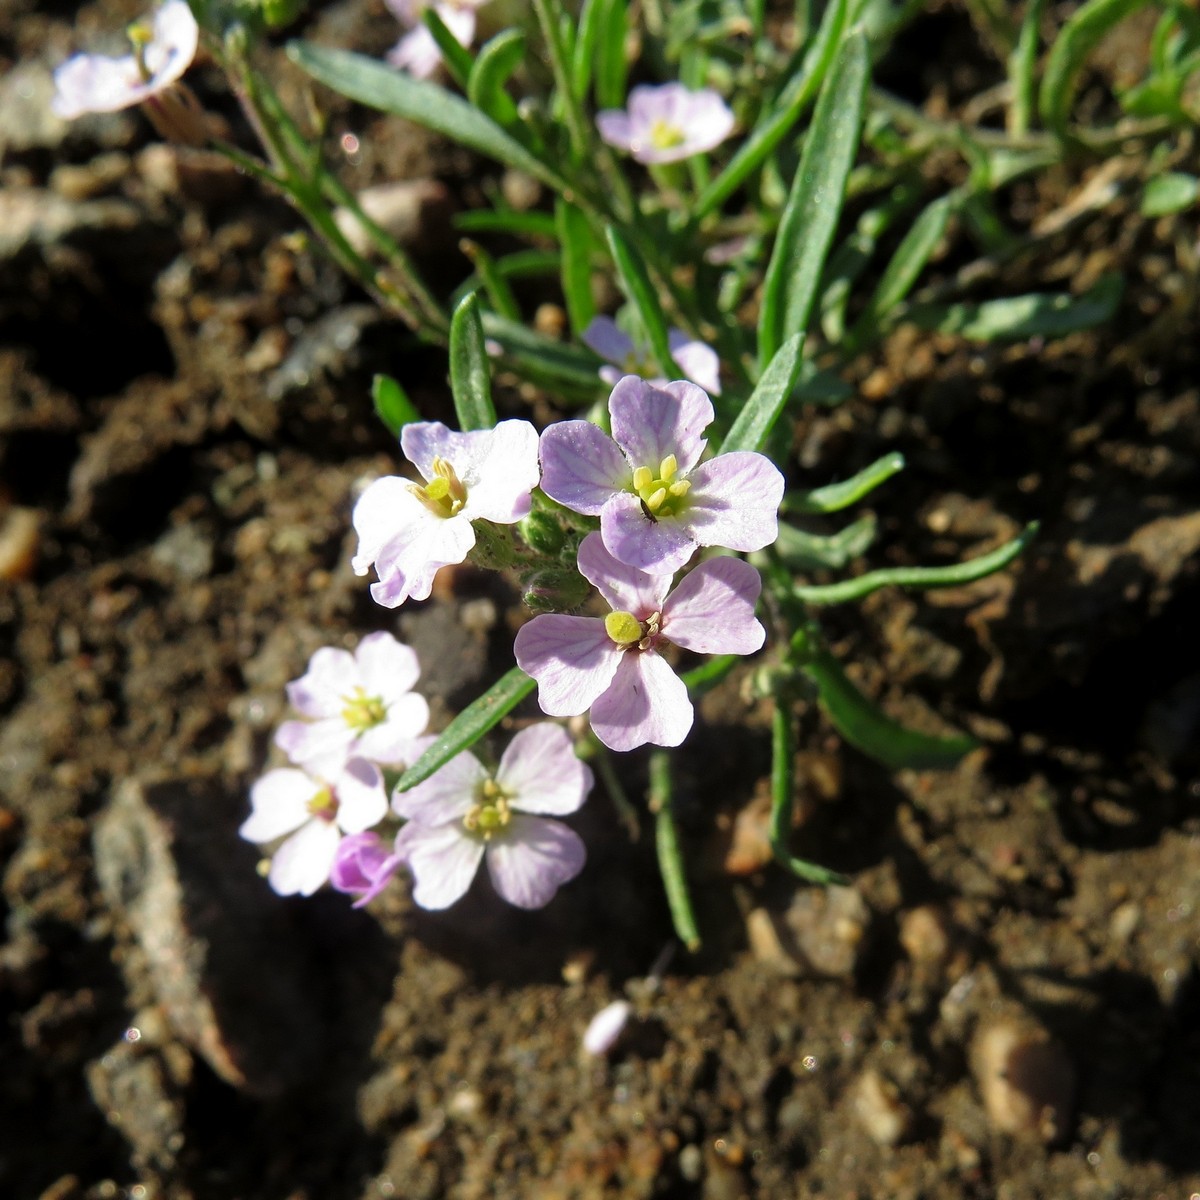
<box><xmin>514</xmin><ymin>533</ymin><xmax>765</xmax><ymax>752</ymax></box>
<box><xmin>392</xmin><ymin>724</ymin><xmax>592</xmax><ymax>910</ymax></box>
<box><xmin>52</xmin><ymin>0</ymin><xmax>199</xmax><ymax>121</ymax></box>
<box><xmin>352</xmin><ymin>419</ymin><xmax>540</xmax><ymax>608</ymax></box>
<box><xmin>240</xmin><ymin>758</ymin><xmax>388</xmax><ymax>897</ymax></box>
<box><xmin>538</xmin><ymin>376</ymin><xmax>783</xmax><ymax>574</ymax></box>
<box><xmin>385</xmin><ymin>0</ymin><xmax>488</xmax><ymax>78</ymax></box>
<box><xmin>274</xmin><ymin>632</ymin><xmax>430</xmax><ymax>774</ymax></box>
<box><xmin>330</xmin><ymin>832</ymin><xmax>402</xmax><ymax>907</ymax></box>
<box><xmin>582</xmin><ymin>316</ymin><xmax>722</xmax><ymax>396</ymax></box>
<box><xmin>596</xmin><ymin>84</ymin><xmax>735</xmax><ymax>165</ymax></box>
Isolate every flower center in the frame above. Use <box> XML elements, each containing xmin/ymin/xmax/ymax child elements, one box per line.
<box><xmin>463</xmin><ymin>777</ymin><xmax>512</xmax><ymax>840</ymax></box>
<box><xmin>605</xmin><ymin>609</ymin><xmax>662</xmax><ymax>652</ymax></box>
<box><xmin>127</xmin><ymin>20</ymin><xmax>154</xmax><ymax>82</ymax></box>
<box><xmin>631</xmin><ymin>454</ymin><xmax>691</xmax><ymax>518</ymax></box>
<box><xmin>340</xmin><ymin>687</ymin><xmax>387</xmax><ymax>733</ymax></box>
<box><xmin>409</xmin><ymin>456</ymin><xmax>468</xmax><ymax>518</ymax></box>
<box><xmin>307</xmin><ymin>785</ymin><xmax>338</xmax><ymax>823</ymax></box>
<box><xmin>648</xmin><ymin>119</ymin><xmax>685</xmax><ymax>151</ymax></box>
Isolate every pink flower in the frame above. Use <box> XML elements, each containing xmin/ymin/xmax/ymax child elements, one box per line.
<box><xmin>385</xmin><ymin>0</ymin><xmax>487</xmax><ymax>78</ymax></box>
<box><xmin>274</xmin><ymin>632</ymin><xmax>430</xmax><ymax>774</ymax></box>
<box><xmin>52</xmin><ymin>0</ymin><xmax>198</xmax><ymax>119</ymax></box>
<box><xmin>392</xmin><ymin>724</ymin><xmax>592</xmax><ymax>910</ymax></box>
<box><xmin>240</xmin><ymin>758</ymin><xmax>388</xmax><ymax>897</ymax></box>
<box><xmin>596</xmin><ymin>84</ymin><xmax>735</xmax><ymax>165</ymax></box>
<box><xmin>329</xmin><ymin>832</ymin><xmax>402</xmax><ymax>907</ymax></box>
<box><xmin>352</xmin><ymin>419</ymin><xmax>540</xmax><ymax>608</ymax></box>
<box><xmin>513</xmin><ymin>533</ymin><xmax>765</xmax><ymax>752</ymax></box>
<box><xmin>582</xmin><ymin>316</ymin><xmax>722</xmax><ymax>396</ymax></box>
<box><xmin>538</xmin><ymin>376</ymin><xmax>784</xmax><ymax>574</ymax></box>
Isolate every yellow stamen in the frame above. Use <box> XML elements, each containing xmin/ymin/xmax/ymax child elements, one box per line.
<box><xmin>632</xmin><ymin>466</ymin><xmax>652</xmax><ymax>492</ymax></box>
<box><xmin>127</xmin><ymin>21</ymin><xmax>153</xmax><ymax>82</ymax></box>
<box><xmin>605</xmin><ymin>610</ymin><xmax>643</xmax><ymax>646</ymax></box>
<box><xmin>668</xmin><ymin>480</ymin><xmax>690</xmax><ymax>498</ymax></box>
<box><xmin>462</xmin><ymin>779</ymin><xmax>512</xmax><ymax>840</ymax></box>
<box><xmin>408</xmin><ymin>456</ymin><xmax>468</xmax><ymax>517</ymax></box>
<box><xmin>341</xmin><ymin>687</ymin><xmax>387</xmax><ymax>733</ymax></box>
<box><xmin>306</xmin><ymin>786</ymin><xmax>337</xmax><ymax>821</ymax></box>
<box><xmin>659</xmin><ymin>454</ymin><xmax>678</xmax><ymax>480</ymax></box>
<box><xmin>649</xmin><ymin>119</ymin><xmax>685</xmax><ymax>150</ymax></box>
<box><xmin>646</xmin><ymin>487</ymin><xmax>667</xmax><ymax>512</ymax></box>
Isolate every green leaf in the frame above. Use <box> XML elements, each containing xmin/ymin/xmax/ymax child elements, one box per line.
<box><xmin>395</xmin><ymin>667</ymin><xmax>537</xmax><ymax>792</ymax></box>
<box><xmin>767</xmin><ymin>514</ymin><xmax>878</xmax><ymax>571</ymax></box>
<box><xmin>468</xmin><ymin>29</ymin><xmax>525</xmax><ymax>127</ymax></box>
<box><xmin>449</xmin><ymin>293</ymin><xmax>497</xmax><ymax>431</ymax></box>
<box><xmin>606</xmin><ymin>226</ymin><xmax>678</xmax><ymax>377</ymax></box>
<box><xmin>906</xmin><ymin>274</ymin><xmax>1123</xmax><ymax>341</ymax></box>
<box><xmin>458</xmin><ymin>240</ymin><xmax>521</xmax><ymax>320</ymax></box>
<box><xmin>758</xmin><ymin>30</ymin><xmax>870</xmax><ymax>366</ymax></box>
<box><xmin>1039</xmin><ymin>0</ymin><xmax>1155</xmax><ymax>136</ymax></box>
<box><xmin>846</xmin><ymin>193</ymin><xmax>955</xmax><ymax>349</ymax></box>
<box><xmin>480</xmin><ymin>312</ymin><xmax>606</xmax><ymax>395</ymax></box>
<box><xmin>695</xmin><ymin>0</ymin><xmax>849</xmax><ymax>219</ymax></box>
<box><xmin>556</xmin><ymin>200</ymin><xmax>596</xmax><ymax>335</ymax></box>
<box><xmin>572</xmin><ymin>0</ymin><xmax>604</xmax><ymax>102</ymax></box>
<box><xmin>372</xmin><ymin>373</ymin><xmax>420</xmax><ymax>438</ymax></box>
<box><xmin>1007</xmin><ymin>0</ymin><xmax>1046</xmax><ymax>136</ymax></box>
<box><xmin>801</xmin><ymin>647</ymin><xmax>977</xmax><ymax>770</ymax></box>
<box><xmin>594</xmin><ymin>0</ymin><xmax>628</xmax><ymax>109</ymax></box>
<box><xmin>680</xmin><ymin>653</ymin><xmax>739</xmax><ymax>696</ymax></box>
<box><xmin>721</xmin><ymin>333</ymin><xmax>805</xmax><ymax>454</ymax></box>
<box><xmin>650</xmin><ymin>749</ymin><xmax>701</xmax><ymax>952</ymax></box>
<box><xmin>1141</xmin><ymin>172</ymin><xmax>1199</xmax><ymax>216</ymax></box>
<box><xmin>792</xmin><ymin>522</ymin><xmax>1039</xmax><ymax>606</ymax></box>
<box><xmin>422</xmin><ymin>6</ymin><xmax>474</xmax><ymax>88</ymax></box>
<box><xmin>287</xmin><ymin>42</ymin><xmax>569</xmax><ymax>194</ymax></box>
<box><xmin>454</xmin><ymin>210</ymin><xmax>559</xmax><ymax>238</ymax></box>
<box><xmin>789</xmin><ymin>452</ymin><xmax>906</xmax><ymax>513</ymax></box>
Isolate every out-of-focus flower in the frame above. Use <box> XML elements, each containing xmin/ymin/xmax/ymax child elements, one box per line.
<box><xmin>514</xmin><ymin>533</ymin><xmax>765</xmax><ymax>752</ymax></box>
<box><xmin>582</xmin><ymin>316</ymin><xmax>722</xmax><ymax>396</ymax></box>
<box><xmin>52</xmin><ymin>0</ymin><xmax>198</xmax><ymax>119</ymax></box>
<box><xmin>392</xmin><ymin>724</ymin><xmax>592</xmax><ymax>910</ymax></box>
<box><xmin>330</xmin><ymin>832</ymin><xmax>402</xmax><ymax>907</ymax></box>
<box><xmin>274</xmin><ymin>632</ymin><xmax>429</xmax><ymax>774</ymax></box>
<box><xmin>352</xmin><ymin>419</ymin><xmax>540</xmax><ymax>608</ymax></box>
<box><xmin>538</xmin><ymin>377</ymin><xmax>783</xmax><ymax>574</ymax></box>
<box><xmin>596</xmin><ymin>83</ymin><xmax>735</xmax><ymax>165</ymax></box>
<box><xmin>240</xmin><ymin>758</ymin><xmax>388</xmax><ymax>897</ymax></box>
<box><xmin>385</xmin><ymin>0</ymin><xmax>488</xmax><ymax>78</ymax></box>
<box><xmin>582</xmin><ymin>999</ymin><xmax>632</xmax><ymax>1056</ymax></box>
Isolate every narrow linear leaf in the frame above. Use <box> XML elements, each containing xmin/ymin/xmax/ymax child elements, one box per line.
<box><xmin>1008</xmin><ymin>0</ymin><xmax>1046</xmax><ymax>136</ymax></box>
<box><xmin>789</xmin><ymin>451</ymin><xmax>906</xmax><ymax>513</ymax></box>
<box><xmin>459</xmin><ymin>240</ymin><xmax>521</xmax><ymax>319</ymax></box>
<box><xmin>454</xmin><ymin>209</ymin><xmax>558</xmax><ymax>237</ymax></box>
<box><xmin>650</xmin><ymin>750</ymin><xmax>701</xmax><ymax>952</ymax></box>
<box><xmin>594</xmin><ymin>0</ymin><xmax>628</xmax><ymax>110</ymax></box>
<box><xmin>556</xmin><ymin>199</ymin><xmax>596</xmax><ymax>335</ymax></box>
<box><xmin>766</xmin><ymin>513</ymin><xmax>878</xmax><ymax>571</ymax></box>
<box><xmin>1039</xmin><ymin>0</ymin><xmax>1154</xmax><ymax>135</ymax></box>
<box><xmin>422</xmin><ymin>6</ymin><xmax>474</xmax><ymax>88</ymax></box>
<box><xmin>449</xmin><ymin>292</ymin><xmax>497</xmax><ymax>431</ymax></box>
<box><xmin>288</xmin><ymin>42</ymin><xmax>569</xmax><ymax>194</ymax></box>
<box><xmin>606</xmin><ymin>226</ymin><xmax>679</xmax><ymax>377</ymax></box>
<box><xmin>480</xmin><ymin>312</ymin><xmax>606</xmax><ymax>394</ymax></box>
<box><xmin>680</xmin><ymin>653</ymin><xmax>739</xmax><ymax>695</ymax></box>
<box><xmin>372</xmin><ymin>373</ymin><xmax>421</xmax><ymax>438</ymax></box>
<box><xmin>802</xmin><ymin>649</ymin><xmax>977</xmax><ymax>770</ymax></box>
<box><xmin>721</xmin><ymin>333</ymin><xmax>805</xmax><ymax>454</ymax></box>
<box><xmin>572</xmin><ymin>0</ymin><xmax>604</xmax><ymax>102</ymax></box>
<box><xmin>1141</xmin><ymin>172</ymin><xmax>1199</xmax><ymax>216</ymax></box>
<box><xmin>468</xmin><ymin>29</ymin><xmax>525</xmax><ymax>126</ymax></box>
<box><xmin>758</xmin><ymin>30</ymin><xmax>870</xmax><ymax>365</ymax></box>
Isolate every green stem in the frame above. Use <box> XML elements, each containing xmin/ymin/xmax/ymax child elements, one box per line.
<box><xmin>590</xmin><ymin>740</ymin><xmax>641</xmax><ymax>840</ymax></box>
<box><xmin>531</xmin><ymin>0</ymin><xmax>591</xmax><ymax>163</ymax></box>
<box><xmin>649</xmin><ymin>750</ymin><xmax>701</xmax><ymax>951</ymax></box>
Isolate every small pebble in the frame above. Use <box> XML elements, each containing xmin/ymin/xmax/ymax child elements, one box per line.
<box><xmin>972</xmin><ymin>1019</ymin><xmax>1076</xmax><ymax>1142</ymax></box>
<box><xmin>852</xmin><ymin>1069</ymin><xmax>912</xmax><ymax>1146</ymax></box>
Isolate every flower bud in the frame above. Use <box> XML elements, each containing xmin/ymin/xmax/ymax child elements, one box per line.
<box><xmin>522</xmin><ymin>567</ymin><xmax>591</xmax><ymax>614</ymax></box>
<box><xmin>518</xmin><ymin>509</ymin><xmax>566</xmax><ymax>556</ymax></box>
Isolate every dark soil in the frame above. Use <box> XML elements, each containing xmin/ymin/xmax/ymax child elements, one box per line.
<box><xmin>2</xmin><ymin>3</ymin><xmax>1198</xmax><ymax>1199</ymax></box>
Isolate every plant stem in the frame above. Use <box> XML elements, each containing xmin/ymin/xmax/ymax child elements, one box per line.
<box><xmin>649</xmin><ymin>750</ymin><xmax>701</xmax><ymax>951</ymax></box>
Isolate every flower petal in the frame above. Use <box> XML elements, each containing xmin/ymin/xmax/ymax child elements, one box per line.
<box><xmin>496</xmin><ymin>724</ymin><xmax>594</xmax><ymax>816</ymax></box>
<box><xmin>595</xmin><ymin>109</ymin><xmax>635</xmax><ymax>152</ymax></box>
<box><xmin>393</xmin><ymin>822</ymin><xmax>484</xmax><ymax>910</ymax></box>
<box><xmin>538</xmin><ymin>420</ymin><xmax>631</xmax><ymax>515</ymax></box>
<box><xmin>609</xmin><ymin>377</ymin><xmax>713</xmax><ymax>474</ymax></box>
<box><xmin>392</xmin><ymin>749</ymin><xmax>488</xmax><ymax>823</ymax></box>
<box><xmin>601</xmin><ymin>491</ymin><xmax>697</xmax><ymax>574</ymax></box>
<box><xmin>514</xmin><ymin>615</ymin><xmax>622</xmax><ymax>716</ymax></box>
<box><xmin>662</xmin><ymin>557</ymin><xmax>765</xmax><ymax>654</ymax></box>
<box><xmin>576</xmin><ymin>530</ymin><xmax>671</xmax><ymax>615</ymax></box>
<box><xmin>334</xmin><ymin>758</ymin><xmax>389</xmax><ymax>834</ymax></box>
<box><xmin>485</xmin><ymin>815</ymin><xmax>586</xmax><ymax>909</ymax></box>
<box><xmin>329</xmin><ymin>832</ymin><xmax>401</xmax><ymax>906</ymax></box>
<box><xmin>458</xmin><ymin>420</ymin><xmax>540</xmax><ymax>524</ymax></box>
<box><xmin>355</xmin><ymin>631</ymin><xmax>421</xmax><ymax>702</ymax></box>
<box><xmin>370</xmin><ymin>512</ymin><xmax>477</xmax><ymax>608</ymax></box>
<box><xmin>589</xmin><ymin>651</ymin><xmax>693</xmax><ymax>752</ymax></box>
<box><xmin>581</xmin><ymin>316</ymin><xmax>634</xmax><ymax>365</ymax></box>
<box><xmin>386</xmin><ymin>24</ymin><xmax>443</xmax><ymax>77</ymax></box>
<box><xmin>267</xmin><ymin>820</ymin><xmax>341</xmax><ymax>897</ymax></box>
<box><xmin>274</xmin><ymin>717</ymin><xmax>354</xmax><ymax>770</ymax></box>
<box><xmin>685</xmin><ymin>451</ymin><xmax>784</xmax><ymax>553</ymax></box>
<box><xmin>240</xmin><ymin>769</ymin><xmax>319</xmax><ymax>844</ymax></box>
<box><xmin>285</xmin><ymin>646</ymin><xmax>359</xmax><ymax>717</ymax></box>
<box><xmin>145</xmin><ymin>0</ymin><xmax>200</xmax><ymax>84</ymax></box>
<box><xmin>351</xmin><ymin>475</ymin><xmax>426</xmax><ymax>576</ymax></box>
<box><xmin>668</xmin><ymin>334</ymin><xmax>722</xmax><ymax>395</ymax></box>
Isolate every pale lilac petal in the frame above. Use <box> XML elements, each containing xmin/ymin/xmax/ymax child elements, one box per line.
<box><xmin>387</xmin><ymin>24</ymin><xmax>443</xmax><ymax>76</ymax></box>
<box><xmin>432</xmin><ymin>3</ymin><xmax>476</xmax><ymax>46</ymax></box>
<box><xmin>355</xmin><ymin>631</ymin><xmax>421</xmax><ymax>702</ymax></box>
<box><xmin>392</xmin><ymin>749</ymin><xmax>488</xmax><ymax>823</ymax></box>
<box><xmin>274</xmin><ymin>717</ymin><xmax>354</xmax><ymax>769</ymax></box>
<box><xmin>598</xmin><ymin>365</ymin><xmax>624</xmax><ymax>387</ymax></box>
<box><xmin>601</xmin><ymin>491</ymin><xmax>697</xmax><ymax>574</ymax></box>
<box><xmin>514</xmin><ymin>616</ymin><xmax>622</xmax><ymax>716</ymax></box>
<box><xmin>333</xmin><ymin>758</ymin><xmax>388</xmax><ymax>834</ymax></box>
<box><xmin>267</xmin><ymin>819</ymin><xmax>341</xmax><ymax>897</ymax></box>
<box><xmin>686</xmin><ymin>452</ymin><xmax>784</xmax><ymax>554</ymax></box>
<box><xmin>458</xmin><ymin>420</ymin><xmax>540</xmax><ymax>524</ymax></box>
<box><xmin>399</xmin><ymin>421</ymin><xmax>466</xmax><ymax>481</ymax></box>
<box><xmin>669</xmin><ymin>335</ymin><xmax>722</xmax><ymax>395</ymax></box>
<box><xmin>240</xmin><ymin>769</ymin><xmax>319</xmax><ymax>843</ymax></box>
<box><xmin>496</xmin><ymin>724</ymin><xmax>593</xmax><ymax>816</ymax></box>
<box><xmin>286</xmin><ymin>647</ymin><xmax>359</xmax><ymax>717</ymax></box>
<box><xmin>619</xmin><ymin>84</ymin><xmax>735</xmax><ymax>165</ymax></box>
<box><xmin>576</xmin><ymin>530</ymin><xmax>671</xmax><ymax>616</ymax></box>
<box><xmin>582</xmin><ymin>317</ymin><xmax>634</xmax><ymax>365</ymax></box>
<box><xmin>596</xmin><ymin>109</ymin><xmax>635</xmax><ymax>152</ymax></box>
<box><xmin>662</xmin><ymin>558</ymin><xmax>765</xmax><ymax>654</ymax></box>
<box><xmin>609</xmin><ymin>377</ymin><xmax>713</xmax><ymax>474</ymax></box>
<box><xmin>384</xmin><ymin>0</ymin><xmax>421</xmax><ymax>22</ymax></box>
<box><xmin>393</xmin><ymin>822</ymin><xmax>485</xmax><ymax>909</ymax></box>
<box><xmin>485</xmin><ymin>815</ymin><xmax>586</xmax><ymax>908</ymax></box>
<box><xmin>582</xmin><ymin>1000</ymin><xmax>632</xmax><ymax>1056</ymax></box>
<box><xmin>360</xmin><ymin>728</ymin><xmax>436</xmax><ymax>770</ymax></box>
<box><xmin>351</xmin><ymin>475</ymin><xmax>427</xmax><ymax>577</ymax></box>
<box><xmin>370</xmin><ymin>512</ymin><xmax>477</xmax><ymax>607</ymax></box>
<box><xmin>145</xmin><ymin>0</ymin><xmax>199</xmax><ymax>82</ymax></box>
<box><xmin>538</xmin><ymin>421</ymin><xmax>631</xmax><ymax>515</ymax></box>
<box><xmin>329</xmin><ymin>832</ymin><xmax>401</xmax><ymax>906</ymax></box>
<box><xmin>589</xmin><ymin>652</ymin><xmax>693</xmax><ymax>752</ymax></box>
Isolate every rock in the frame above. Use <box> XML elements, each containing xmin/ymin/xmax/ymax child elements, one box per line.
<box><xmin>93</xmin><ymin>778</ymin><xmax>323</xmax><ymax>1095</ymax></box>
<box><xmin>971</xmin><ymin>1018</ymin><xmax>1076</xmax><ymax>1142</ymax></box>
<box><xmin>784</xmin><ymin>886</ymin><xmax>873</xmax><ymax>978</ymax></box>
<box><xmin>333</xmin><ymin>179</ymin><xmax>453</xmax><ymax>257</ymax></box>
<box><xmin>898</xmin><ymin>904</ymin><xmax>958</xmax><ymax>975</ymax></box>
<box><xmin>0</xmin><ymin>188</ymin><xmax>141</xmax><ymax>261</ymax></box>
<box><xmin>151</xmin><ymin>522</ymin><xmax>215</xmax><ymax>581</ymax></box>
<box><xmin>852</xmin><ymin>1069</ymin><xmax>913</xmax><ymax>1146</ymax></box>
<box><xmin>0</xmin><ymin>64</ymin><xmax>68</xmax><ymax>154</ymax></box>
<box><xmin>266</xmin><ymin>304</ymin><xmax>380</xmax><ymax>402</ymax></box>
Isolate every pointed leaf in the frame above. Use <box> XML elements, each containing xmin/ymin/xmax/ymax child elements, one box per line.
<box><xmin>468</xmin><ymin>29</ymin><xmax>525</xmax><ymax>127</ymax></box>
<box><xmin>449</xmin><ymin>292</ymin><xmax>496</xmax><ymax>431</ymax></box>
<box><xmin>372</xmin><ymin>373</ymin><xmax>420</xmax><ymax>438</ymax></box>
<box><xmin>606</xmin><ymin>226</ymin><xmax>679</xmax><ymax>377</ymax></box>
<box><xmin>721</xmin><ymin>333</ymin><xmax>805</xmax><ymax>453</ymax></box>
<box><xmin>556</xmin><ymin>200</ymin><xmax>595</xmax><ymax>335</ymax></box>
<box><xmin>789</xmin><ymin>452</ymin><xmax>906</xmax><ymax>513</ymax></box>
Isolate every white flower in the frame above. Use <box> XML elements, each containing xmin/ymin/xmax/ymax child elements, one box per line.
<box><xmin>240</xmin><ymin>758</ymin><xmax>388</xmax><ymax>897</ymax></box>
<box><xmin>384</xmin><ymin>0</ymin><xmax>488</xmax><ymax>79</ymax></box>
<box><xmin>596</xmin><ymin>84</ymin><xmax>735</xmax><ymax>165</ymax></box>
